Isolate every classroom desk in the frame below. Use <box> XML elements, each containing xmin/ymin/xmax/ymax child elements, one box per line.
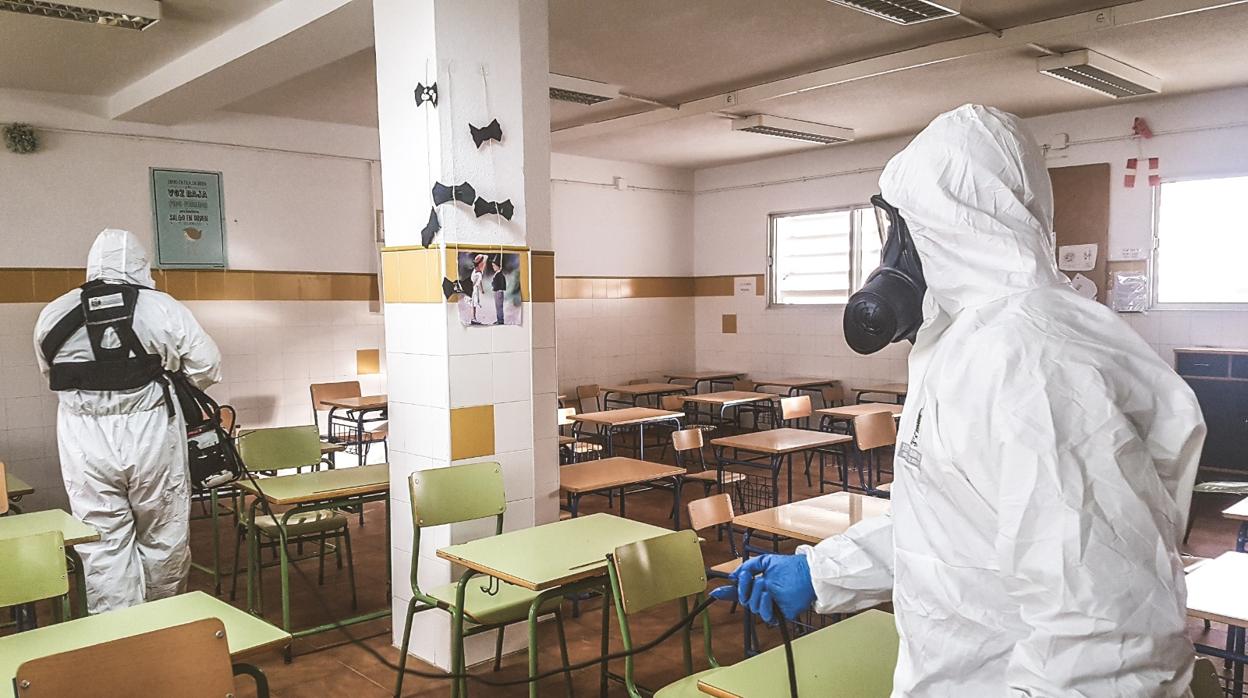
<box><xmin>572</xmin><ymin>407</ymin><xmax>684</xmax><ymax>460</ymax></box>
<box><xmin>711</xmin><ymin>429</ymin><xmax>852</xmax><ymax>509</ymax></box>
<box><xmin>0</xmin><ymin>591</ymin><xmax>290</xmax><ymax>698</ymax></box>
<box><xmin>853</xmin><ymin>383</ymin><xmax>908</xmax><ymax>404</ymax></box>
<box><xmin>751</xmin><ymin>377</ymin><xmax>837</xmax><ymax>397</ymax></box>
<box><xmin>1222</xmin><ymin>497</ymin><xmax>1248</xmax><ymax>552</ymax></box>
<box><xmin>665</xmin><ymin>371</ymin><xmax>743</xmax><ymax>394</ymax></box>
<box><xmin>815</xmin><ymin>402</ymin><xmax>904</xmax><ymax>421</ymax></box>
<box><xmin>321</xmin><ymin>394</ymin><xmax>387</xmax><ymax>460</ymax></box>
<box><xmin>235</xmin><ymin>463</ymin><xmax>389</xmax><ymax>646</ymax></box>
<box><xmin>601</xmin><ymin>382</ymin><xmax>692</xmax><ymax>408</ymax></box>
<box><xmin>696</xmin><ymin>610</ymin><xmax>898</xmax><ymax>698</ymax></box>
<box><xmin>3</xmin><ymin>473</ymin><xmax>33</xmax><ymax>514</ymax></box>
<box><xmin>560</xmin><ymin>456</ymin><xmax>685</xmax><ymax>525</ymax></box>
<box><xmin>683</xmin><ymin>391</ymin><xmax>778</xmax><ymax>427</ymax></box>
<box><xmin>1186</xmin><ymin>551</ymin><xmax>1248</xmax><ymax>695</ymax></box>
<box><xmin>732</xmin><ymin>492</ymin><xmax>891</xmax><ymax>545</ymax></box>
<box><xmin>437</xmin><ymin>513</ymin><xmax>672</xmax><ymax>698</ymax></box>
<box><xmin>0</xmin><ymin>509</ymin><xmax>99</xmax><ymax>616</ymax></box>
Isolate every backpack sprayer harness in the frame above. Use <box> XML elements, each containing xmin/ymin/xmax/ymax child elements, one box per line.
<box><xmin>39</xmin><ymin>280</ymin><xmax>243</xmax><ymax>492</ymax></box>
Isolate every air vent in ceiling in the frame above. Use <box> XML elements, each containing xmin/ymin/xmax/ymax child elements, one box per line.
<box><xmin>0</xmin><ymin>0</ymin><xmax>160</xmax><ymax>30</ymax></box>
<box><xmin>732</xmin><ymin>115</ymin><xmax>855</xmax><ymax>145</ymax></box>
<box><xmin>1038</xmin><ymin>49</ymin><xmax>1160</xmax><ymax>99</ymax></box>
<box><xmin>827</xmin><ymin>0</ymin><xmax>961</xmax><ymax>25</ymax></box>
<box><xmin>549</xmin><ymin>74</ymin><xmax>620</xmax><ymax>106</ymax></box>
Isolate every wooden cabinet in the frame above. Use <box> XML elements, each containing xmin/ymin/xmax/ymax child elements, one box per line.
<box><xmin>1177</xmin><ymin>348</ymin><xmax>1248</xmax><ymax>473</ymax></box>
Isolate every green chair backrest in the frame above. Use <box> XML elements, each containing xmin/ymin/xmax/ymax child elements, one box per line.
<box><xmin>409</xmin><ymin>461</ymin><xmax>506</xmax><ymax>527</ymax></box>
<box><xmin>0</xmin><ymin>531</ymin><xmax>68</xmax><ymax>607</ymax></box>
<box><xmin>611</xmin><ymin>530</ymin><xmax>707</xmax><ymax>615</ymax></box>
<box><xmin>1190</xmin><ymin>657</ymin><xmax>1222</xmax><ymax>698</ymax></box>
<box><xmin>236</xmin><ymin>425</ymin><xmax>322</xmax><ymax>472</ymax></box>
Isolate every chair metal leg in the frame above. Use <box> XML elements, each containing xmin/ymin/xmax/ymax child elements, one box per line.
<box><xmin>394</xmin><ymin>598</ymin><xmax>418</xmax><ymax>698</ymax></box>
<box><xmin>317</xmin><ymin>534</ymin><xmax>328</xmax><ymax>585</ymax></box>
<box><xmin>229</xmin><ymin>526</ymin><xmax>245</xmax><ymax>602</ymax></box>
<box><xmin>344</xmin><ymin>526</ymin><xmax>358</xmax><ymax>611</ymax></box>
<box><xmin>493</xmin><ymin>626</ymin><xmax>506</xmax><ymax>672</ymax></box>
<box><xmin>554</xmin><ymin>608</ymin><xmax>574</xmax><ymax>698</ymax></box>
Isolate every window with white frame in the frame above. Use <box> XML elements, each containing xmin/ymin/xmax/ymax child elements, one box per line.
<box><xmin>1156</xmin><ymin>175</ymin><xmax>1248</xmax><ymax>304</ymax></box>
<box><xmin>769</xmin><ymin>206</ymin><xmax>881</xmax><ymax>305</ymax></box>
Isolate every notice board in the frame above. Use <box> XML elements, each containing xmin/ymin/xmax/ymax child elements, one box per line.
<box><xmin>151</xmin><ymin>168</ymin><xmax>227</xmax><ymax>268</ymax></box>
<box><xmin>1049</xmin><ymin>163</ymin><xmax>1111</xmax><ymax>303</ymax></box>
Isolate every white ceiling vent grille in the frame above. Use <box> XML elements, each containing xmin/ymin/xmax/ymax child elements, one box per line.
<box><xmin>0</xmin><ymin>0</ymin><xmax>160</xmax><ymax>30</ymax></box>
<box><xmin>1038</xmin><ymin>49</ymin><xmax>1161</xmax><ymax>99</ymax></box>
<box><xmin>733</xmin><ymin>115</ymin><xmax>855</xmax><ymax>145</ymax></box>
<box><xmin>549</xmin><ymin>74</ymin><xmax>621</xmax><ymax>106</ymax></box>
<box><xmin>827</xmin><ymin>0</ymin><xmax>961</xmax><ymax>25</ymax></box>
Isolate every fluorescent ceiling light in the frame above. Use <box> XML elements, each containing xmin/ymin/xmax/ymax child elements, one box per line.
<box><xmin>549</xmin><ymin>74</ymin><xmax>620</xmax><ymax>106</ymax></box>
<box><xmin>1037</xmin><ymin>49</ymin><xmax>1161</xmax><ymax>99</ymax></box>
<box><xmin>827</xmin><ymin>0</ymin><xmax>961</xmax><ymax>25</ymax></box>
<box><xmin>733</xmin><ymin>115</ymin><xmax>855</xmax><ymax>145</ymax></box>
<box><xmin>0</xmin><ymin>0</ymin><xmax>160</xmax><ymax>30</ymax></box>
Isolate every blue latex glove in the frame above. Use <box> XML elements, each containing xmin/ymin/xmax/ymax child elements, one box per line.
<box><xmin>709</xmin><ymin>554</ymin><xmax>816</xmax><ymax>624</ymax></box>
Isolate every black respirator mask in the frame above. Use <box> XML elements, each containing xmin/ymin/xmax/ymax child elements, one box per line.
<box><xmin>843</xmin><ymin>195</ymin><xmax>927</xmax><ymax>355</ymax></box>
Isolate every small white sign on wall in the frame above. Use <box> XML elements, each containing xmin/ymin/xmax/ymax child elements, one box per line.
<box><xmin>1110</xmin><ymin>246</ymin><xmax>1149</xmax><ymax>261</ymax></box>
<box><xmin>1058</xmin><ymin>243</ymin><xmax>1098</xmax><ymax>272</ymax></box>
<box><xmin>734</xmin><ymin>276</ymin><xmax>756</xmax><ymax>297</ymax></box>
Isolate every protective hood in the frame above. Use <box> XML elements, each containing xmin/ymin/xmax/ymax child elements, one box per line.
<box><xmin>86</xmin><ymin>228</ymin><xmax>155</xmax><ymax>287</ymax></box>
<box><xmin>878</xmin><ymin>105</ymin><xmax>1067</xmax><ymax>317</ymax></box>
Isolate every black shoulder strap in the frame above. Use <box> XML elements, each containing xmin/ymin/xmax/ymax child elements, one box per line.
<box><xmin>40</xmin><ymin>280</ymin><xmax>151</xmax><ymax>366</ymax></box>
<box><xmin>40</xmin><ymin>297</ymin><xmax>86</xmax><ymax>366</ymax></box>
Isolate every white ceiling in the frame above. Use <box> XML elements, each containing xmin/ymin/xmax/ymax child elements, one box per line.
<box><xmin>3</xmin><ymin>0</ymin><xmax>1248</xmax><ymax>169</ymax></box>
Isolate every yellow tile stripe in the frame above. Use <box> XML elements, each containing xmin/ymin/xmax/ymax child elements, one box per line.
<box><xmin>554</xmin><ymin>274</ymin><xmax>765</xmax><ymax>300</ymax></box>
<box><xmin>381</xmin><ymin>246</ymin><xmax>541</xmax><ymax>304</ymax></box>
<box><xmin>0</xmin><ymin>268</ymin><xmax>378</xmax><ymax>303</ymax></box>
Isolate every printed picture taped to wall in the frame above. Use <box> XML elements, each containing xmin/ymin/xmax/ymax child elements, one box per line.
<box><xmin>151</xmin><ymin>168</ymin><xmax>227</xmax><ymax>268</ymax></box>
<box><xmin>456</xmin><ymin>251</ymin><xmax>522</xmax><ymax>327</ymax></box>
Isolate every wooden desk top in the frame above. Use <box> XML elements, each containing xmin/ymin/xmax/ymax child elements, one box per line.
<box><xmin>816</xmin><ymin>403</ymin><xmax>904</xmax><ymax>419</ymax></box>
<box><xmin>684</xmin><ymin>391</ymin><xmax>777</xmax><ymax>406</ymax></box>
<box><xmin>235</xmin><ymin>463</ymin><xmax>389</xmax><ymax>506</ymax></box>
<box><xmin>732</xmin><ymin>492</ymin><xmax>891</xmax><ymax>544</ymax></box>
<box><xmin>0</xmin><ymin>591</ymin><xmax>290</xmax><ymax>698</ymax></box>
<box><xmin>0</xmin><ymin>509</ymin><xmax>100</xmax><ymax>547</ymax></box>
<box><xmin>1186</xmin><ymin>551</ymin><xmax>1248</xmax><ymax>626</ymax></box>
<box><xmin>712</xmin><ymin>428</ymin><xmax>851</xmax><ymax>455</ymax></box>
<box><xmin>855</xmin><ymin>383</ymin><xmax>908</xmax><ymax>396</ymax></box>
<box><xmin>4</xmin><ymin>472</ymin><xmax>33</xmax><ymax>498</ymax></box>
<box><xmin>560</xmin><ymin>457</ymin><xmax>684</xmax><ymax>493</ymax></box>
<box><xmin>697</xmin><ymin>610</ymin><xmax>897</xmax><ymax>697</ymax></box>
<box><xmin>601</xmin><ymin>383</ymin><xmax>692</xmax><ymax>396</ymax></box>
<box><xmin>664</xmin><ymin>371</ymin><xmax>743</xmax><ymax>381</ymax></box>
<box><xmin>321</xmin><ymin>394</ymin><xmax>388</xmax><ymax>410</ymax></box>
<box><xmin>1222</xmin><ymin>497</ymin><xmax>1248</xmax><ymax>522</ymax></box>
<box><xmin>558</xmin><ymin>435</ymin><xmax>575</xmax><ymax>446</ymax></box>
<box><xmin>573</xmin><ymin>407</ymin><xmax>684</xmax><ymax>426</ymax></box>
<box><xmin>320</xmin><ymin>441</ymin><xmax>346</xmax><ymax>455</ymax></box>
<box><xmin>752</xmin><ymin>377</ymin><xmax>836</xmax><ymax>389</ymax></box>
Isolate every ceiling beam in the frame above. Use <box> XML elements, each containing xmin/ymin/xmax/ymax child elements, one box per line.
<box><xmin>552</xmin><ymin>0</ymin><xmax>1248</xmax><ymax>145</ymax></box>
<box><xmin>107</xmin><ymin>0</ymin><xmax>373</xmax><ymax>124</ymax></box>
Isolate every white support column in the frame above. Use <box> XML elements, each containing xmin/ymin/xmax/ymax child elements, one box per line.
<box><xmin>372</xmin><ymin>0</ymin><xmax>554</xmax><ymax>671</ymax></box>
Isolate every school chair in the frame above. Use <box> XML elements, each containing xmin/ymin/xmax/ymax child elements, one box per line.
<box><xmin>605</xmin><ymin>529</ymin><xmax>720</xmax><ymax>697</ymax></box>
<box><xmin>188</xmin><ymin>404</ymin><xmax>241</xmax><ymax>595</ymax></box>
<box><xmin>672</xmin><ymin>428</ymin><xmax>746</xmax><ymax>506</ymax></box>
<box><xmin>820</xmin><ymin>384</ymin><xmax>847</xmax><ymax>410</ymax></box>
<box><xmin>687</xmin><ymin>493</ymin><xmax>744</xmax><ymax>583</ymax></box>
<box><xmin>0</xmin><ymin>531</ymin><xmax>71</xmax><ymax>631</ymax></box>
<box><xmin>731</xmin><ymin>380</ymin><xmax>769</xmax><ymax>430</ymax></box>
<box><xmin>559</xmin><ymin>406</ymin><xmax>605</xmax><ymax>464</ymax></box>
<box><xmin>573</xmin><ymin>383</ymin><xmax>602</xmax><ymax>414</ymax></box>
<box><xmin>229</xmin><ymin>425</ymin><xmax>357</xmax><ymax>610</ymax></box>
<box><xmin>13</xmin><ymin>618</ymin><xmax>270</xmax><ymax>698</ymax></box>
<box><xmin>822</xmin><ymin>410</ymin><xmax>896</xmax><ymax>493</ymax></box>
<box><xmin>395</xmin><ymin>461</ymin><xmax>573</xmax><ymax>698</ymax></box>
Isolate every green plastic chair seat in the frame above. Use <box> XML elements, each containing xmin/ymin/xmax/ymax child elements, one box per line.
<box><xmin>653</xmin><ymin>668</ymin><xmax>722</xmax><ymax>698</ymax></box>
<box><xmin>1193</xmin><ymin>481</ymin><xmax>1248</xmax><ymax>495</ymax></box>
<box><xmin>425</xmin><ymin>579</ymin><xmax>562</xmax><ymax>626</ymax></box>
<box><xmin>252</xmin><ymin>510</ymin><xmax>347</xmax><ymax>537</ymax></box>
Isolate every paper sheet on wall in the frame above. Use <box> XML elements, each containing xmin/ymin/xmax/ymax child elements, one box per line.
<box><xmin>734</xmin><ymin>277</ymin><xmax>756</xmax><ymax>297</ymax></box>
<box><xmin>1058</xmin><ymin>244</ymin><xmax>1098</xmax><ymax>271</ymax></box>
<box><xmin>1070</xmin><ymin>272</ymin><xmax>1098</xmax><ymax>300</ymax></box>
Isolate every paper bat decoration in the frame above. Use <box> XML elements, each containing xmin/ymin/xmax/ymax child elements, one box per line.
<box><xmin>473</xmin><ymin>198</ymin><xmax>514</xmax><ymax>220</ymax></box>
<box><xmin>420</xmin><ymin>208</ymin><xmax>440</xmax><ymax>248</ymax></box>
<box><xmin>469</xmin><ymin>119</ymin><xmax>502</xmax><ymax>148</ymax></box>
<box><xmin>414</xmin><ymin>82</ymin><xmax>438</xmax><ymax>108</ymax></box>
<box><xmin>442</xmin><ymin>278</ymin><xmax>466</xmax><ymax>300</ymax></box>
<box><xmin>432</xmin><ymin>181</ymin><xmax>477</xmax><ymax>207</ymax></box>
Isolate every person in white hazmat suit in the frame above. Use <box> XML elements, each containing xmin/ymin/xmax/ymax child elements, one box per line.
<box><xmin>34</xmin><ymin>229</ymin><xmax>221</xmax><ymax>613</ymax></box>
<box><xmin>715</xmin><ymin>105</ymin><xmax>1206</xmax><ymax>695</ymax></box>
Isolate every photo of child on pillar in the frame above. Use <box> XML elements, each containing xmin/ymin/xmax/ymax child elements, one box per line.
<box><xmin>456</xmin><ymin>251</ymin><xmax>522</xmax><ymax>327</ymax></box>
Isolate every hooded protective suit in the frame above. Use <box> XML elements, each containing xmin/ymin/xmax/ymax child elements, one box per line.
<box><xmin>797</xmin><ymin>106</ymin><xmax>1205</xmax><ymax>696</ymax></box>
<box><xmin>34</xmin><ymin>229</ymin><xmax>221</xmax><ymax>613</ymax></box>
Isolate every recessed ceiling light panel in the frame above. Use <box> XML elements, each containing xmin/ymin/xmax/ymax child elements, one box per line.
<box><xmin>827</xmin><ymin>0</ymin><xmax>961</xmax><ymax>25</ymax></box>
<box><xmin>549</xmin><ymin>74</ymin><xmax>621</xmax><ymax>106</ymax></box>
<box><xmin>0</xmin><ymin>0</ymin><xmax>160</xmax><ymax>30</ymax></box>
<box><xmin>1038</xmin><ymin>49</ymin><xmax>1161</xmax><ymax>99</ymax></box>
<box><xmin>733</xmin><ymin>115</ymin><xmax>855</xmax><ymax>145</ymax></box>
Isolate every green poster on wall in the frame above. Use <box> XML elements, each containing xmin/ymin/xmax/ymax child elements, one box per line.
<box><xmin>151</xmin><ymin>168</ymin><xmax>227</xmax><ymax>268</ymax></box>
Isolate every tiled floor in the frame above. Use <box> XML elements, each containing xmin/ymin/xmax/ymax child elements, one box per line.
<box><xmin>9</xmin><ymin>455</ymin><xmax>1246</xmax><ymax>697</ymax></box>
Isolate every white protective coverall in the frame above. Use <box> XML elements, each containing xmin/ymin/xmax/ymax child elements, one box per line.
<box><xmin>34</xmin><ymin>229</ymin><xmax>221</xmax><ymax>613</ymax></box>
<box><xmin>798</xmin><ymin>106</ymin><xmax>1205</xmax><ymax>696</ymax></box>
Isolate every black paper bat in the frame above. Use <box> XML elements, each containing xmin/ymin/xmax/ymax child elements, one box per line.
<box><xmin>414</xmin><ymin>82</ymin><xmax>438</xmax><ymax>108</ymax></box>
<box><xmin>469</xmin><ymin>119</ymin><xmax>502</xmax><ymax>148</ymax></box>
<box><xmin>442</xmin><ymin>278</ymin><xmax>465</xmax><ymax>300</ymax></box>
<box><xmin>473</xmin><ymin>198</ymin><xmax>514</xmax><ymax>220</ymax></box>
<box><xmin>420</xmin><ymin>208</ymin><xmax>440</xmax><ymax>247</ymax></box>
<box><xmin>432</xmin><ymin>181</ymin><xmax>476</xmax><ymax>207</ymax></box>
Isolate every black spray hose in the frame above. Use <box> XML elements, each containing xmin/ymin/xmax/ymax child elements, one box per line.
<box><xmin>238</xmin><ymin>469</ymin><xmax>800</xmax><ymax>693</ymax></box>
